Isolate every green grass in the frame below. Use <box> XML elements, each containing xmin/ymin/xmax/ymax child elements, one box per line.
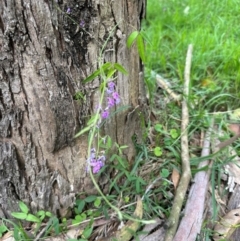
<box><xmin>144</xmin><ymin>0</ymin><xmax>240</xmax><ymax>102</ymax></box>
<box><xmin>143</xmin><ymin>1</ymin><xmax>240</xmax><ymax>239</ymax></box>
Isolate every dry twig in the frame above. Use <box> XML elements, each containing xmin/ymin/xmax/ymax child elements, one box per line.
<box><xmin>164</xmin><ymin>44</ymin><xmax>193</xmax><ymax>241</ymax></box>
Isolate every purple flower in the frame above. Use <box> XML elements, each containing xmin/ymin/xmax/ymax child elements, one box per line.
<box><xmin>80</xmin><ymin>20</ymin><xmax>85</xmax><ymax>28</ymax></box>
<box><xmin>101</xmin><ymin>109</ymin><xmax>109</xmax><ymax>119</ymax></box>
<box><xmin>91</xmin><ymin>160</ymin><xmax>104</xmax><ymax>173</ymax></box>
<box><xmin>107</xmin><ymin>97</ymin><xmax>115</xmax><ymax>107</ymax></box>
<box><xmin>66</xmin><ymin>7</ymin><xmax>71</xmax><ymax>14</ymax></box>
<box><xmin>112</xmin><ymin>92</ymin><xmax>120</xmax><ymax>104</ymax></box>
<box><xmin>87</xmin><ymin>150</ymin><xmax>106</xmax><ymax>174</ymax></box>
<box><xmin>108</xmin><ymin>82</ymin><xmax>115</xmax><ymax>90</ymax></box>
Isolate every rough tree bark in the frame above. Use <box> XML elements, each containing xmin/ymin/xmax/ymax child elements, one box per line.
<box><xmin>0</xmin><ymin>0</ymin><xmax>146</xmax><ymax>218</ymax></box>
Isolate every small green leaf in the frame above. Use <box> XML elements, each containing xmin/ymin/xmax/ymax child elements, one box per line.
<box><xmin>86</xmin><ymin>210</ymin><xmax>93</xmax><ymax>216</ymax></box>
<box><xmin>161</xmin><ymin>168</ymin><xmax>170</xmax><ymax>178</ymax></box>
<box><xmin>52</xmin><ymin>217</ymin><xmax>60</xmax><ymax>235</ymax></box>
<box><xmin>94</xmin><ymin>197</ymin><xmax>101</xmax><ymax>208</ymax></box>
<box><xmin>127</xmin><ymin>31</ymin><xmax>139</xmax><ymax>48</ymax></box>
<box><xmin>45</xmin><ymin>211</ymin><xmax>52</xmax><ymax>217</ymax></box>
<box><xmin>26</xmin><ymin>214</ymin><xmax>41</xmax><ymax>223</ymax></box>
<box><xmin>0</xmin><ymin>224</ymin><xmax>8</xmax><ymax>237</ymax></box>
<box><xmin>82</xmin><ymin>226</ymin><xmax>93</xmax><ymax>239</ymax></box>
<box><xmin>113</xmin><ymin>63</ymin><xmax>128</xmax><ymax>75</ymax></box>
<box><xmin>106</xmin><ymin>68</ymin><xmax>116</xmax><ymax>80</ymax></box>
<box><xmin>37</xmin><ymin>210</ymin><xmax>45</xmax><ymax>216</ymax></box>
<box><xmin>106</xmin><ymin>136</ymin><xmax>112</xmax><ymax>149</ymax></box>
<box><xmin>120</xmin><ymin>145</ymin><xmax>128</xmax><ymax>149</ymax></box>
<box><xmin>72</xmin><ymin>213</ymin><xmax>87</xmax><ymax>225</ymax></box>
<box><xmin>85</xmin><ymin>195</ymin><xmax>97</xmax><ymax>203</ymax></box>
<box><xmin>83</xmin><ymin>62</ymin><xmax>112</xmax><ymax>83</ymax></box>
<box><xmin>76</xmin><ymin>199</ymin><xmax>85</xmax><ymax>213</ymax></box>
<box><xmin>136</xmin><ymin>34</ymin><xmax>146</xmax><ymax>63</ymax></box>
<box><xmin>19</xmin><ymin>201</ymin><xmax>29</xmax><ymax>214</ymax></box>
<box><xmin>11</xmin><ymin>212</ymin><xmax>27</xmax><ymax>220</ymax></box>
<box><xmin>124</xmin><ymin>196</ymin><xmax>130</xmax><ymax>203</ymax></box>
<box><xmin>154</xmin><ymin>146</ymin><xmax>162</xmax><ymax>157</ymax></box>
<box><xmin>154</xmin><ymin>124</ymin><xmax>163</xmax><ymax>133</ymax></box>
<box><xmin>170</xmin><ymin>129</ymin><xmax>179</xmax><ymax>139</ymax></box>
<box><xmin>36</xmin><ymin>210</ymin><xmax>45</xmax><ymax>221</ymax></box>
<box><xmin>74</xmin><ymin>125</ymin><xmax>92</xmax><ymax>138</ymax></box>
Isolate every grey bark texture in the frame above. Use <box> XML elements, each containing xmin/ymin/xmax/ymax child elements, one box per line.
<box><xmin>0</xmin><ymin>0</ymin><xmax>146</xmax><ymax>217</ymax></box>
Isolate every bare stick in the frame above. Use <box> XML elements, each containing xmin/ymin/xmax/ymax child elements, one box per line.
<box><xmin>153</xmin><ymin>72</ymin><xmax>181</xmax><ymax>102</ymax></box>
<box><xmin>173</xmin><ymin>125</ymin><xmax>213</xmax><ymax>241</ymax></box>
<box><xmin>164</xmin><ymin>44</ymin><xmax>193</xmax><ymax>241</ymax></box>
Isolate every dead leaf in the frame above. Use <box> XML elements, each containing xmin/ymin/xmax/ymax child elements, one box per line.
<box><xmin>171</xmin><ymin>168</ymin><xmax>180</xmax><ymax>190</ymax></box>
<box><xmin>114</xmin><ymin>196</ymin><xmax>143</xmax><ymax>241</ymax></box>
<box><xmin>227</xmin><ymin>123</ymin><xmax>240</xmax><ymax>135</ymax></box>
<box><xmin>213</xmin><ymin>208</ymin><xmax>240</xmax><ymax>241</ymax></box>
<box><xmin>98</xmin><ymin>197</ymin><xmax>143</xmax><ymax>241</ymax></box>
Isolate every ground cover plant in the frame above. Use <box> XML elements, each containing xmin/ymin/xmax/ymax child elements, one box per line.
<box><xmin>2</xmin><ymin>0</ymin><xmax>240</xmax><ymax>241</ymax></box>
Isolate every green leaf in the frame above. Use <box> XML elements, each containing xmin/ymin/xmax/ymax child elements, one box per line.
<box><xmin>45</xmin><ymin>211</ymin><xmax>52</xmax><ymax>217</ymax></box>
<box><xmin>85</xmin><ymin>195</ymin><xmax>97</xmax><ymax>203</ymax></box>
<box><xmin>170</xmin><ymin>129</ymin><xmax>179</xmax><ymax>139</ymax></box>
<box><xmin>19</xmin><ymin>201</ymin><xmax>29</xmax><ymax>214</ymax></box>
<box><xmin>87</xmin><ymin>113</ymin><xmax>99</xmax><ymax>126</ymax></box>
<box><xmin>26</xmin><ymin>214</ymin><xmax>41</xmax><ymax>223</ymax></box>
<box><xmin>120</xmin><ymin>145</ymin><xmax>128</xmax><ymax>149</ymax></box>
<box><xmin>127</xmin><ymin>31</ymin><xmax>139</xmax><ymax>48</ymax></box>
<box><xmin>106</xmin><ymin>68</ymin><xmax>116</xmax><ymax>80</ymax></box>
<box><xmin>36</xmin><ymin>210</ymin><xmax>46</xmax><ymax>221</ymax></box>
<box><xmin>72</xmin><ymin>213</ymin><xmax>87</xmax><ymax>225</ymax></box>
<box><xmin>11</xmin><ymin>212</ymin><xmax>27</xmax><ymax>220</ymax></box>
<box><xmin>74</xmin><ymin>125</ymin><xmax>92</xmax><ymax>138</ymax></box>
<box><xmin>113</xmin><ymin>63</ymin><xmax>128</xmax><ymax>75</ymax></box>
<box><xmin>115</xmin><ymin>155</ymin><xmax>128</xmax><ymax>169</ymax></box>
<box><xmin>94</xmin><ymin>197</ymin><xmax>101</xmax><ymax>208</ymax></box>
<box><xmin>106</xmin><ymin>136</ymin><xmax>112</xmax><ymax>149</ymax></box>
<box><xmin>37</xmin><ymin>210</ymin><xmax>45</xmax><ymax>216</ymax></box>
<box><xmin>154</xmin><ymin>124</ymin><xmax>163</xmax><ymax>133</ymax></box>
<box><xmin>161</xmin><ymin>168</ymin><xmax>170</xmax><ymax>178</ymax></box>
<box><xmin>136</xmin><ymin>34</ymin><xmax>146</xmax><ymax>63</ymax></box>
<box><xmin>83</xmin><ymin>62</ymin><xmax>112</xmax><ymax>83</ymax></box>
<box><xmin>82</xmin><ymin>226</ymin><xmax>93</xmax><ymax>239</ymax></box>
<box><xmin>76</xmin><ymin>199</ymin><xmax>85</xmax><ymax>213</ymax></box>
<box><xmin>86</xmin><ymin>210</ymin><xmax>93</xmax><ymax>216</ymax></box>
<box><xmin>154</xmin><ymin>146</ymin><xmax>162</xmax><ymax>157</ymax></box>
<box><xmin>0</xmin><ymin>224</ymin><xmax>8</xmax><ymax>237</ymax></box>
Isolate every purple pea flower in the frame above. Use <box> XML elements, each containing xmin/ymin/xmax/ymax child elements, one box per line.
<box><xmin>80</xmin><ymin>20</ymin><xmax>85</xmax><ymax>28</ymax></box>
<box><xmin>91</xmin><ymin>160</ymin><xmax>104</xmax><ymax>174</ymax></box>
<box><xmin>106</xmin><ymin>82</ymin><xmax>115</xmax><ymax>94</ymax></box>
<box><xmin>66</xmin><ymin>7</ymin><xmax>71</xmax><ymax>14</ymax></box>
<box><xmin>112</xmin><ymin>92</ymin><xmax>120</xmax><ymax>104</ymax></box>
<box><xmin>107</xmin><ymin>97</ymin><xmax>115</xmax><ymax>107</ymax></box>
<box><xmin>101</xmin><ymin>109</ymin><xmax>109</xmax><ymax>119</ymax></box>
<box><xmin>108</xmin><ymin>82</ymin><xmax>115</xmax><ymax>90</ymax></box>
<box><xmin>87</xmin><ymin>149</ymin><xmax>106</xmax><ymax>174</ymax></box>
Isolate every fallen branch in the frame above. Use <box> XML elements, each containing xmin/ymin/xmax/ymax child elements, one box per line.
<box><xmin>173</xmin><ymin>125</ymin><xmax>213</xmax><ymax>241</ymax></box>
<box><xmin>151</xmin><ymin>71</ymin><xmax>181</xmax><ymax>102</ymax></box>
<box><xmin>164</xmin><ymin>44</ymin><xmax>193</xmax><ymax>241</ymax></box>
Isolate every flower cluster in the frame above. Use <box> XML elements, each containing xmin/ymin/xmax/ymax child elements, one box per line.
<box><xmin>101</xmin><ymin>82</ymin><xmax>121</xmax><ymax>119</ymax></box>
<box><xmin>87</xmin><ymin>148</ymin><xmax>105</xmax><ymax>174</ymax></box>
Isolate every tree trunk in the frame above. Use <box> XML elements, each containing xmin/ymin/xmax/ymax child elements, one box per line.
<box><xmin>0</xmin><ymin>0</ymin><xmax>146</xmax><ymax>217</ymax></box>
